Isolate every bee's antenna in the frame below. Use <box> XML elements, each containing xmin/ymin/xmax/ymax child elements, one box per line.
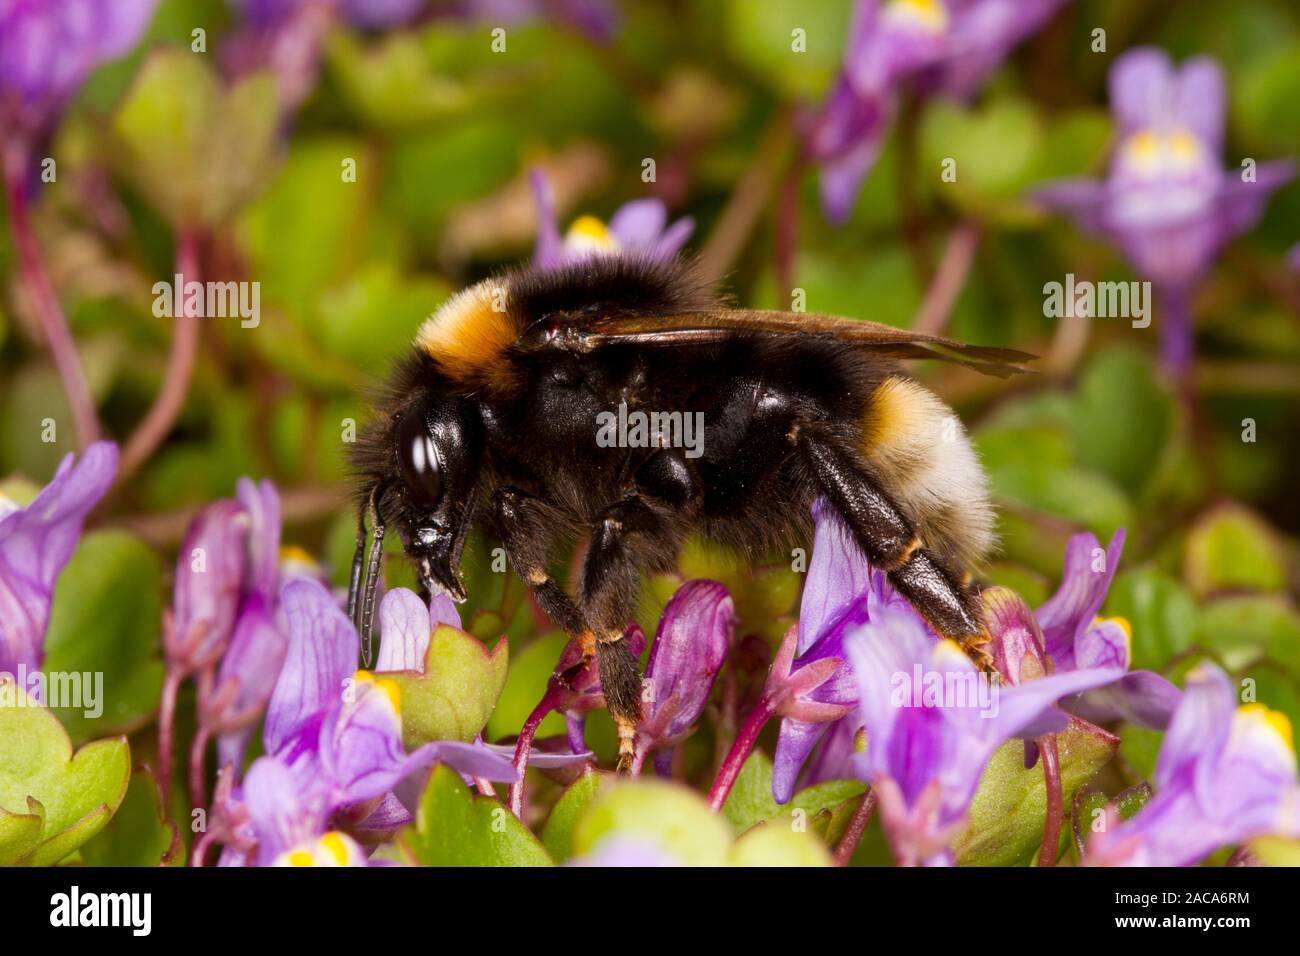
<box><xmin>358</xmin><ymin>485</ymin><xmax>388</xmax><ymax>668</ymax></box>
<box><xmin>346</xmin><ymin>493</ymin><xmax>369</xmax><ymax>628</ymax></box>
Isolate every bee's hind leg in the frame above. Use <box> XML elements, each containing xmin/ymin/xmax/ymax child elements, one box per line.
<box><xmin>793</xmin><ymin>425</ymin><xmax>995</xmax><ymax>673</ymax></box>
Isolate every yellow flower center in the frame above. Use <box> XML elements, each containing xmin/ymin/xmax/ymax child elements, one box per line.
<box><xmin>353</xmin><ymin>669</ymin><xmax>402</xmax><ymax>715</ymax></box>
<box><xmin>1120</xmin><ymin>127</ymin><xmax>1207</xmax><ymax>175</ymax></box>
<box><xmin>1238</xmin><ymin>703</ymin><xmax>1295</xmax><ymax>754</ymax></box>
<box><xmin>885</xmin><ymin>0</ymin><xmax>949</xmax><ymax>34</ymax></box>
<box><xmin>563</xmin><ymin>215</ymin><xmax>618</xmax><ymax>254</ymax></box>
<box><xmin>279</xmin><ymin>544</ymin><xmax>317</xmax><ymax>566</ymax></box>
<box><xmin>320</xmin><ymin>831</ymin><xmax>352</xmax><ymax>866</ymax></box>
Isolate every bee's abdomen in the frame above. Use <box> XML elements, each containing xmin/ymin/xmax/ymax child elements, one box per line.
<box><xmin>857</xmin><ymin>376</ymin><xmax>994</xmax><ymax>572</ymax></box>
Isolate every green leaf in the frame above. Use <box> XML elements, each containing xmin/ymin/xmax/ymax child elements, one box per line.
<box><xmin>727</xmin><ymin>821</ymin><xmax>832</xmax><ymax>866</ymax></box>
<box><xmin>316</xmin><ymin>263</ymin><xmax>453</xmax><ymax>379</ymax></box>
<box><xmin>1197</xmin><ymin>595</ymin><xmax>1300</xmax><ymax>673</ymax></box>
<box><xmin>486</xmin><ymin>631</ymin><xmax>569</xmax><ymax>744</ymax></box>
<box><xmin>113</xmin><ymin>50</ymin><xmax>279</xmax><ymax>228</ymax></box>
<box><xmin>399</xmin><ymin>765</ymin><xmax>552</xmax><ymax>866</ymax></box>
<box><xmin>1117</xmin><ymin>723</ymin><xmax>1163</xmax><ymax>783</ymax></box>
<box><xmin>720</xmin><ymin>749</ymin><xmax>866</xmax><ymax>836</ymax></box>
<box><xmin>0</xmin><ymin>680</ymin><xmax>130</xmax><ymax>866</ymax></box>
<box><xmin>573</xmin><ymin>779</ymin><xmax>733</xmax><ymax>866</ymax></box>
<box><xmin>81</xmin><ymin>767</ymin><xmax>185</xmax><ymax>867</ymax></box>
<box><xmin>1184</xmin><ymin>504</ymin><xmax>1287</xmax><ymax>598</ymax></box>
<box><xmin>42</xmin><ymin>530</ymin><xmax>165</xmax><ymax>743</ymax></box>
<box><xmin>542</xmin><ymin>772</ymin><xmax>605</xmax><ymax>862</ymax></box>
<box><xmin>0</xmin><ymin>798</ymin><xmax>45</xmax><ymax>867</ymax></box>
<box><xmin>954</xmin><ymin>718</ymin><xmax>1118</xmax><ymax>866</ymax></box>
<box><xmin>1250</xmin><ymin>836</ymin><xmax>1300</xmax><ymax>866</ymax></box>
<box><xmin>920</xmin><ymin>96</ymin><xmax>1044</xmax><ymax>219</ymax></box>
<box><xmin>723</xmin><ymin>0</ymin><xmax>851</xmax><ymax>99</ymax></box>
<box><xmin>1105</xmin><ymin>568</ymin><xmax>1198</xmax><ymax>672</ymax></box>
<box><xmin>1067</xmin><ymin>348</ymin><xmax>1176</xmax><ymax>497</ymax></box>
<box><xmin>386</xmin><ymin>627</ymin><xmax>508</xmax><ymax>749</ymax></box>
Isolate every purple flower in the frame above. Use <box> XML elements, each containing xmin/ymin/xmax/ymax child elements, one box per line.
<box><xmin>461</xmin><ymin>0</ymin><xmax>620</xmax><ymax>45</ymax></box>
<box><xmin>809</xmin><ymin>0</ymin><xmax>1067</xmax><ymax>222</ymax></box>
<box><xmin>1023</xmin><ymin>529</ymin><xmax>1180</xmax><ymax>730</ymax></box>
<box><xmin>1087</xmin><ymin>664</ymin><xmax>1300</xmax><ymax>867</ymax></box>
<box><xmin>374</xmin><ymin>585</ymin><xmax>460</xmax><ymax>673</ymax></box>
<box><xmin>568</xmin><ymin>836</ymin><xmax>680</xmax><ymax>867</ymax></box>
<box><xmin>771</xmin><ymin>499</ymin><xmax>911</xmax><ymax>803</ymax></box>
<box><xmin>205</xmin><ymin>480</ymin><xmax>291</xmax><ymax>771</ymax></box>
<box><xmin>0</xmin><ymin>441</ymin><xmax>117</xmax><ymax>674</ymax></box>
<box><xmin>1034</xmin><ymin>48</ymin><xmax>1296</xmax><ymax>371</ymax></box>
<box><xmin>544</xmin><ymin>625</ymin><xmax>648</xmax><ymax>755</ymax></box>
<box><xmin>0</xmin><ymin>0</ymin><xmax>157</xmax><ymax>140</ymax></box>
<box><xmin>636</xmin><ymin>580</ymin><xmax>734</xmax><ymax>773</ymax></box>
<box><xmin>340</xmin><ymin>0</ymin><xmax>424</xmax><ymax>29</ymax></box>
<box><xmin>231</xmin><ymin>0</ymin><xmax>424</xmax><ymax>30</ymax></box>
<box><xmin>847</xmin><ymin>606</ymin><xmax>1125</xmax><ymax>865</ymax></box>
<box><xmin>530</xmin><ymin>168</ymin><xmax>694</xmax><ymax>269</ymax></box>
<box><xmin>229</xmin><ymin>577</ymin><xmax>515</xmax><ymax>865</ymax></box>
<box><xmin>167</xmin><ymin>501</ymin><xmax>251</xmax><ymax>676</ymax></box>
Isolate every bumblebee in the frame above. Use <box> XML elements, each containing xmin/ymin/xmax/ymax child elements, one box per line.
<box><xmin>348</xmin><ymin>255</ymin><xmax>1031</xmax><ymax>771</ymax></box>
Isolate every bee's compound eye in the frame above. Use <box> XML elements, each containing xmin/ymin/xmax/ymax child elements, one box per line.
<box><xmin>395</xmin><ymin>411</ymin><xmax>443</xmax><ymax>510</ymax></box>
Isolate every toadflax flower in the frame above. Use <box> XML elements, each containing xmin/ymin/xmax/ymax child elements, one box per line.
<box><xmin>770</xmin><ymin>499</ymin><xmax>911</xmax><ymax>803</ymax></box>
<box><xmin>1087</xmin><ymin>664</ymin><xmax>1300</xmax><ymax>867</ymax></box>
<box><xmin>530</xmin><ymin>168</ymin><xmax>694</xmax><ymax>270</ymax></box>
<box><xmin>1034</xmin><ymin>48</ymin><xmax>1296</xmax><ymax>373</ymax></box>
<box><xmin>634</xmin><ymin>580</ymin><xmax>734</xmax><ymax>774</ymax></box>
<box><xmin>223</xmin><ymin>577</ymin><xmax>515</xmax><ymax>866</ymax></box>
<box><xmin>1019</xmin><ymin>528</ymin><xmax>1181</xmax><ymax>730</ymax></box>
<box><xmin>808</xmin><ymin>0</ymin><xmax>1068</xmax><ymax>222</ymax></box>
<box><xmin>847</xmin><ymin>606</ymin><xmax>1126</xmax><ymax>866</ymax></box>
<box><xmin>0</xmin><ymin>0</ymin><xmax>157</xmax><ymax>145</ymax></box>
<box><xmin>204</xmin><ymin>480</ymin><xmax>296</xmax><ymax>773</ymax></box>
<box><xmin>0</xmin><ymin>441</ymin><xmax>117</xmax><ymax>675</ymax></box>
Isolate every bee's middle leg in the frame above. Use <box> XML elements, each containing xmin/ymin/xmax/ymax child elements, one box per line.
<box><xmin>581</xmin><ymin>450</ymin><xmax>696</xmax><ymax>773</ymax></box>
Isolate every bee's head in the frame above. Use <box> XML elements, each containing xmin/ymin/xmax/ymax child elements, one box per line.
<box><xmin>388</xmin><ymin>394</ymin><xmax>483</xmax><ymax>602</ymax></box>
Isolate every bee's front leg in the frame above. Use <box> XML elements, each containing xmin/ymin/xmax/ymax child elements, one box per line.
<box><xmin>492</xmin><ymin>485</ymin><xmax>597</xmax><ymax>669</ymax></box>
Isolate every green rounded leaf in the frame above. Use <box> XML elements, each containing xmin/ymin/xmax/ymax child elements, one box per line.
<box><xmin>1184</xmin><ymin>504</ymin><xmax>1287</xmax><ymax>598</ymax></box>
<box><xmin>399</xmin><ymin>764</ymin><xmax>551</xmax><ymax>866</ymax></box>
<box><xmin>81</xmin><ymin>767</ymin><xmax>185</xmax><ymax>867</ymax></box>
<box><xmin>727</xmin><ymin>821</ymin><xmax>832</xmax><ymax>866</ymax></box>
<box><xmin>385</xmin><ymin>626</ymin><xmax>508</xmax><ymax>748</ymax></box>
<box><xmin>954</xmin><ymin>718</ymin><xmax>1118</xmax><ymax>866</ymax></box>
<box><xmin>573</xmin><ymin>779</ymin><xmax>732</xmax><ymax>866</ymax></box>
<box><xmin>42</xmin><ymin>530</ymin><xmax>165</xmax><ymax>743</ymax></box>
<box><xmin>542</xmin><ymin>772</ymin><xmax>605</xmax><ymax>862</ymax></box>
<box><xmin>0</xmin><ymin>680</ymin><xmax>130</xmax><ymax>866</ymax></box>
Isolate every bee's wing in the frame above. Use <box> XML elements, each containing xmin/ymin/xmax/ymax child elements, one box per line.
<box><xmin>531</xmin><ymin>310</ymin><xmax>1035</xmax><ymax>378</ymax></box>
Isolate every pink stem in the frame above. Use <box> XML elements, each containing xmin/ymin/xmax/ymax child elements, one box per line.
<box><xmin>474</xmin><ymin>778</ymin><xmax>497</xmax><ymax>798</ymax></box>
<box><xmin>158</xmin><ymin>668</ymin><xmax>183</xmax><ymax>804</ymax></box>
<box><xmin>707</xmin><ymin>697</ymin><xmax>775</xmax><ymax>812</ymax></box>
<box><xmin>3</xmin><ymin>144</ymin><xmax>102</xmax><ymax>448</ymax></box>
<box><xmin>118</xmin><ymin>231</ymin><xmax>203</xmax><ymax>480</ymax></box>
<box><xmin>914</xmin><ymin>221</ymin><xmax>980</xmax><ymax>337</ymax></box>
<box><xmin>189</xmin><ymin>725</ymin><xmax>210</xmax><ymax>812</ymax></box>
<box><xmin>832</xmin><ymin>788</ymin><xmax>877</xmax><ymax>867</ymax></box>
<box><xmin>1037</xmin><ymin>734</ymin><xmax>1063</xmax><ymax>867</ymax></box>
<box><xmin>508</xmin><ymin>686</ymin><xmax>561</xmax><ymax>818</ymax></box>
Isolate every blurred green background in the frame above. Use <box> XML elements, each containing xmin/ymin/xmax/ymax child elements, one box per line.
<box><xmin>2</xmin><ymin>0</ymin><xmax>1299</xmax><ymax>775</ymax></box>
